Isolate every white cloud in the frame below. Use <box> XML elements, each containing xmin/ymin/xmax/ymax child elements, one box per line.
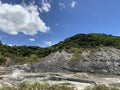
<box><xmin>40</xmin><ymin>0</ymin><xmax>51</xmax><ymax>12</ymax></box>
<box><xmin>2</xmin><ymin>41</ymin><xmax>5</xmax><ymax>45</ymax></box>
<box><xmin>0</xmin><ymin>1</ymin><xmax>50</xmax><ymax>35</ymax></box>
<box><xmin>29</xmin><ymin>38</ymin><xmax>35</xmax><ymax>42</ymax></box>
<box><xmin>59</xmin><ymin>3</ymin><xmax>65</xmax><ymax>10</ymax></box>
<box><xmin>7</xmin><ymin>44</ymin><xmax>13</xmax><ymax>47</ymax></box>
<box><xmin>44</xmin><ymin>41</ymin><xmax>52</xmax><ymax>46</ymax></box>
<box><xmin>71</xmin><ymin>1</ymin><xmax>76</xmax><ymax>8</ymax></box>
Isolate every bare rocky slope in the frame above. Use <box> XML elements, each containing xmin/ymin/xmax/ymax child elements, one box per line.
<box><xmin>31</xmin><ymin>47</ymin><xmax>120</xmax><ymax>75</ymax></box>
<box><xmin>1</xmin><ymin>33</ymin><xmax>120</xmax><ymax>76</ymax></box>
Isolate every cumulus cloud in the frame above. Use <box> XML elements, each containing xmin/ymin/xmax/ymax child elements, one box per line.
<box><xmin>71</xmin><ymin>1</ymin><xmax>76</xmax><ymax>8</ymax></box>
<box><xmin>59</xmin><ymin>3</ymin><xmax>65</xmax><ymax>10</ymax></box>
<box><xmin>29</xmin><ymin>38</ymin><xmax>35</xmax><ymax>42</ymax></box>
<box><xmin>0</xmin><ymin>1</ymin><xmax>50</xmax><ymax>35</ymax></box>
<box><xmin>44</xmin><ymin>41</ymin><xmax>52</xmax><ymax>46</ymax></box>
<box><xmin>40</xmin><ymin>0</ymin><xmax>51</xmax><ymax>12</ymax></box>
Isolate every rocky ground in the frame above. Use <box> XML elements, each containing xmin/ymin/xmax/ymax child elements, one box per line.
<box><xmin>1</xmin><ymin>47</ymin><xmax>120</xmax><ymax>90</ymax></box>
<box><xmin>31</xmin><ymin>47</ymin><xmax>120</xmax><ymax>75</ymax></box>
<box><xmin>0</xmin><ymin>66</ymin><xmax>120</xmax><ymax>90</ymax></box>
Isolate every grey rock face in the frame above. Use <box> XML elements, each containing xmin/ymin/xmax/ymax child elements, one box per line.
<box><xmin>31</xmin><ymin>50</ymin><xmax>72</xmax><ymax>72</ymax></box>
<box><xmin>31</xmin><ymin>47</ymin><xmax>120</xmax><ymax>75</ymax></box>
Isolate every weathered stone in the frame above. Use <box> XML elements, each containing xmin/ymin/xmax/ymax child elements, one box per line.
<box><xmin>30</xmin><ymin>47</ymin><xmax>120</xmax><ymax>75</ymax></box>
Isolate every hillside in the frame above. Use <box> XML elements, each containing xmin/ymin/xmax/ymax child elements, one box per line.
<box><xmin>0</xmin><ymin>42</ymin><xmax>51</xmax><ymax>64</ymax></box>
<box><xmin>50</xmin><ymin>33</ymin><xmax>120</xmax><ymax>51</ymax></box>
<box><xmin>1</xmin><ymin>33</ymin><xmax>120</xmax><ymax>66</ymax></box>
<box><xmin>31</xmin><ymin>47</ymin><xmax>120</xmax><ymax>75</ymax></box>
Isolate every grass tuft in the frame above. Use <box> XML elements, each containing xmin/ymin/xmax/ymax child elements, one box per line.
<box><xmin>0</xmin><ymin>82</ymin><xmax>75</xmax><ymax>90</ymax></box>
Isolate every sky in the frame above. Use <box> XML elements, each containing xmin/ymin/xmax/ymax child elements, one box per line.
<box><xmin>0</xmin><ymin>0</ymin><xmax>120</xmax><ymax>47</ymax></box>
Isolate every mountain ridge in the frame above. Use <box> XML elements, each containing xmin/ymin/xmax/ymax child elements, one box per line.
<box><xmin>1</xmin><ymin>33</ymin><xmax>120</xmax><ymax>66</ymax></box>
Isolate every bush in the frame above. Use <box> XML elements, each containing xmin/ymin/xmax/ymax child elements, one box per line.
<box><xmin>84</xmin><ymin>84</ymin><xmax>120</xmax><ymax>90</ymax></box>
<box><xmin>0</xmin><ymin>54</ymin><xmax>6</xmax><ymax>64</ymax></box>
<box><xmin>0</xmin><ymin>82</ymin><xmax>75</xmax><ymax>90</ymax></box>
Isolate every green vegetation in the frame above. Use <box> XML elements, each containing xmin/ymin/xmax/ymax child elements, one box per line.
<box><xmin>71</xmin><ymin>47</ymin><xmax>101</xmax><ymax>61</ymax></box>
<box><xmin>51</xmin><ymin>33</ymin><xmax>120</xmax><ymax>51</ymax></box>
<box><xmin>0</xmin><ymin>53</ymin><xmax>6</xmax><ymax>64</ymax></box>
<box><xmin>0</xmin><ymin>44</ymin><xmax>52</xmax><ymax>64</ymax></box>
<box><xmin>1</xmin><ymin>83</ymin><xmax>120</xmax><ymax>90</ymax></box>
<box><xmin>1</xmin><ymin>33</ymin><xmax>120</xmax><ymax>64</ymax></box>
<box><xmin>71</xmin><ymin>48</ymin><xmax>83</xmax><ymax>61</ymax></box>
<box><xmin>84</xmin><ymin>84</ymin><xmax>120</xmax><ymax>90</ymax></box>
<box><xmin>0</xmin><ymin>82</ymin><xmax>75</xmax><ymax>90</ymax></box>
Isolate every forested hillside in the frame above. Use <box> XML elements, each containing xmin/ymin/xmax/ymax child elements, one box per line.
<box><xmin>0</xmin><ymin>42</ymin><xmax>51</xmax><ymax>64</ymax></box>
<box><xmin>1</xmin><ymin>33</ymin><xmax>120</xmax><ymax>64</ymax></box>
<box><xmin>51</xmin><ymin>33</ymin><xmax>120</xmax><ymax>51</ymax></box>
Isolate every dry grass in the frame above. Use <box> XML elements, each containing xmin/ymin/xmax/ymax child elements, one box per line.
<box><xmin>0</xmin><ymin>82</ymin><xmax>75</xmax><ymax>90</ymax></box>
<box><xmin>84</xmin><ymin>84</ymin><xmax>120</xmax><ymax>90</ymax></box>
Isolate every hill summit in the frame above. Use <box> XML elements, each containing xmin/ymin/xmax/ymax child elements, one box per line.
<box><xmin>51</xmin><ymin>33</ymin><xmax>120</xmax><ymax>51</ymax></box>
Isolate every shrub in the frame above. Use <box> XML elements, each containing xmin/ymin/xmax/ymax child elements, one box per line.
<box><xmin>84</xmin><ymin>84</ymin><xmax>120</xmax><ymax>90</ymax></box>
<box><xmin>0</xmin><ymin>82</ymin><xmax>75</xmax><ymax>90</ymax></box>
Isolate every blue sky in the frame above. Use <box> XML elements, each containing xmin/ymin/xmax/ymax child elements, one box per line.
<box><xmin>0</xmin><ymin>0</ymin><xmax>120</xmax><ymax>47</ymax></box>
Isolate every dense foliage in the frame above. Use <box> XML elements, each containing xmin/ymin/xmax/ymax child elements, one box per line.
<box><xmin>51</xmin><ymin>33</ymin><xmax>120</xmax><ymax>51</ymax></box>
<box><xmin>0</xmin><ymin>44</ymin><xmax>51</xmax><ymax>64</ymax></box>
<box><xmin>1</xmin><ymin>33</ymin><xmax>120</xmax><ymax>64</ymax></box>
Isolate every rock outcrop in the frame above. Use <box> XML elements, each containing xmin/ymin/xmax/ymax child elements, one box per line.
<box><xmin>31</xmin><ymin>47</ymin><xmax>120</xmax><ymax>75</ymax></box>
